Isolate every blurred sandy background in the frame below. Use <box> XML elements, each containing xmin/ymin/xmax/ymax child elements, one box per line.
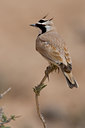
<box><xmin>0</xmin><ymin>0</ymin><xmax>85</xmax><ymax>128</ymax></box>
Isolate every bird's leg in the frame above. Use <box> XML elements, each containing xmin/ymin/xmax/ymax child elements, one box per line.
<box><xmin>33</xmin><ymin>64</ymin><xmax>57</xmax><ymax>96</ymax></box>
<box><xmin>45</xmin><ymin>64</ymin><xmax>57</xmax><ymax>80</ymax></box>
<box><xmin>57</xmin><ymin>67</ymin><xmax>60</xmax><ymax>73</ymax></box>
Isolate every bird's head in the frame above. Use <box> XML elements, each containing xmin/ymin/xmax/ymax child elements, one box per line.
<box><xmin>30</xmin><ymin>15</ymin><xmax>54</xmax><ymax>35</ymax></box>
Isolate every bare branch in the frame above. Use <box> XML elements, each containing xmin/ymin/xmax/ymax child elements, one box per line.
<box><xmin>33</xmin><ymin>65</ymin><xmax>57</xmax><ymax>128</ymax></box>
<box><xmin>35</xmin><ymin>94</ymin><xmax>47</xmax><ymax>128</ymax></box>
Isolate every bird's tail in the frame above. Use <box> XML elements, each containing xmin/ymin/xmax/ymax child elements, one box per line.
<box><xmin>63</xmin><ymin>71</ymin><xmax>79</xmax><ymax>89</ymax></box>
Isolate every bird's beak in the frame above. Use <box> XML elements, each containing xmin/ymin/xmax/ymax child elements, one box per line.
<box><xmin>30</xmin><ymin>24</ymin><xmax>36</xmax><ymax>27</ymax></box>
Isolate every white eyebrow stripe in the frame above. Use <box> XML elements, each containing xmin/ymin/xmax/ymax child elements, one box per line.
<box><xmin>37</xmin><ymin>21</ymin><xmax>48</xmax><ymax>25</ymax></box>
<box><xmin>37</xmin><ymin>22</ymin><xmax>41</xmax><ymax>24</ymax></box>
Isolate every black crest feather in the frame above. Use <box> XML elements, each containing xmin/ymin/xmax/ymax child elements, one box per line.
<box><xmin>42</xmin><ymin>14</ymin><xmax>48</xmax><ymax>19</ymax></box>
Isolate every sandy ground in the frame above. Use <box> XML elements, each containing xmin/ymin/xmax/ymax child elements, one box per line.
<box><xmin>0</xmin><ymin>0</ymin><xmax>85</xmax><ymax>128</ymax></box>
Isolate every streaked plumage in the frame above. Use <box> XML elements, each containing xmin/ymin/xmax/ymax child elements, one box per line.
<box><xmin>30</xmin><ymin>16</ymin><xmax>79</xmax><ymax>88</ymax></box>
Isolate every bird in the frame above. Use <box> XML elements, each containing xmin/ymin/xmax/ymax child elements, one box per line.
<box><xmin>30</xmin><ymin>15</ymin><xmax>79</xmax><ymax>89</ymax></box>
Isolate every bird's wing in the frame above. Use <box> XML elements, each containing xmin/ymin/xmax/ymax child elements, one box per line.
<box><xmin>43</xmin><ymin>42</ymin><xmax>69</xmax><ymax>66</ymax></box>
<box><xmin>63</xmin><ymin>46</ymin><xmax>72</xmax><ymax>65</ymax></box>
<box><xmin>36</xmin><ymin>33</ymin><xmax>72</xmax><ymax>66</ymax></box>
<box><xmin>36</xmin><ymin>41</ymin><xmax>69</xmax><ymax>66</ymax></box>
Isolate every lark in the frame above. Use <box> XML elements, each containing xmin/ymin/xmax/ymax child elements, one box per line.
<box><xmin>30</xmin><ymin>16</ymin><xmax>79</xmax><ymax>89</ymax></box>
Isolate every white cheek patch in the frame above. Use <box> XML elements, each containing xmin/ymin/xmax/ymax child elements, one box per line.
<box><xmin>45</xmin><ymin>25</ymin><xmax>51</xmax><ymax>32</ymax></box>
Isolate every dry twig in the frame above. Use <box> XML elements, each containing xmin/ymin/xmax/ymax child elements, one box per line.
<box><xmin>0</xmin><ymin>88</ymin><xmax>20</xmax><ymax>128</ymax></box>
<box><xmin>0</xmin><ymin>88</ymin><xmax>11</xmax><ymax>99</ymax></box>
